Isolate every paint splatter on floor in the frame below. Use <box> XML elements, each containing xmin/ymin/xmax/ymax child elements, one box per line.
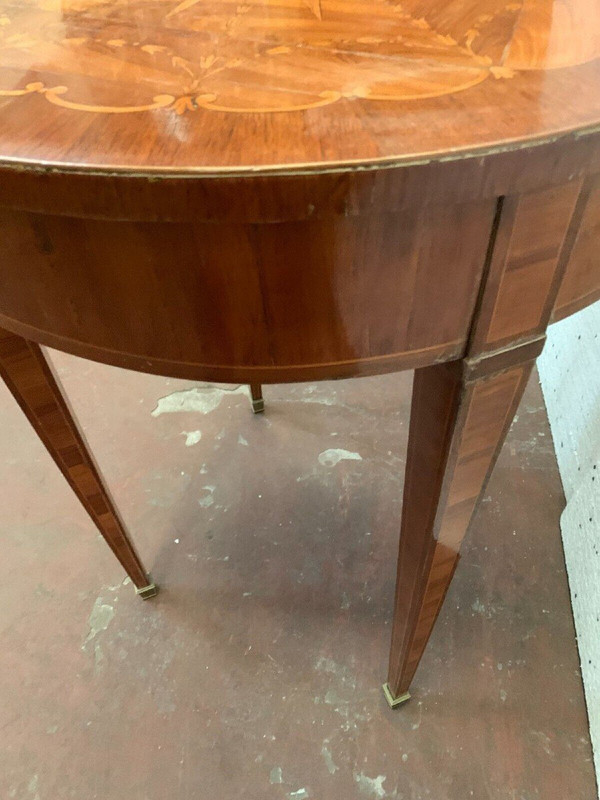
<box><xmin>0</xmin><ymin>359</ymin><xmax>594</xmax><ymax>800</ymax></box>
<box><xmin>318</xmin><ymin>449</ymin><xmax>362</xmax><ymax>467</ymax></box>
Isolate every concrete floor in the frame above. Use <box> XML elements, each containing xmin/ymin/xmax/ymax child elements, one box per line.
<box><xmin>0</xmin><ymin>352</ymin><xmax>595</xmax><ymax>800</ymax></box>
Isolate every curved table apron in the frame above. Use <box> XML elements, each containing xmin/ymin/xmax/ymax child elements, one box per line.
<box><xmin>1</xmin><ymin>0</ymin><xmax>600</xmax><ymax>709</ymax></box>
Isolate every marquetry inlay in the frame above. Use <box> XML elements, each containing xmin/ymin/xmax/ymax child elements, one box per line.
<box><xmin>0</xmin><ymin>0</ymin><xmax>598</xmax><ymax>115</ymax></box>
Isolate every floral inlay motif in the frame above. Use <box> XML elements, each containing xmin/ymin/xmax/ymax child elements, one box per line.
<box><xmin>0</xmin><ymin>0</ymin><xmax>598</xmax><ymax>114</ymax></box>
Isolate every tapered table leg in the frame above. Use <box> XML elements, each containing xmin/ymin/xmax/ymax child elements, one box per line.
<box><xmin>249</xmin><ymin>383</ymin><xmax>264</xmax><ymax>414</ymax></box>
<box><xmin>385</xmin><ymin>346</ymin><xmax>540</xmax><ymax>706</ymax></box>
<box><xmin>0</xmin><ymin>328</ymin><xmax>156</xmax><ymax>598</ymax></box>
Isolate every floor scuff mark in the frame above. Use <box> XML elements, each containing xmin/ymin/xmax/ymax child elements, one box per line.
<box><xmin>82</xmin><ymin>597</ymin><xmax>116</xmax><ymax>674</ymax></box>
<box><xmin>318</xmin><ymin>449</ymin><xmax>362</xmax><ymax>467</ymax></box>
<box><xmin>314</xmin><ymin>656</ymin><xmax>356</xmax><ymax>688</ymax></box>
<box><xmin>83</xmin><ymin>597</ymin><xmax>115</xmax><ymax>647</ymax></box>
<box><xmin>321</xmin><ymin>741</ymin><xmax>338</xmax><ymax>774</ymax></box>
<box><xmin>181</xmin><ymin>430</ymin><xmax>202</xmax><ymax>446</ymax></box>
<box><xmin>269</xmin><ymin>766</ymin><xmax>283</xmax><ymax>784</ymax></box>
<box><xmin>151</xmin><ymin>385</ymin><xmax>247</xmax><ymax>417</ymax></box>
<box><xmin>27</xmin><ymin>774</ymin><xmax>40</xmax><ymax>800</ymax></box>
<box><xmin>354</xmin><ymin>772</ymin><xmax>387</xmax><ymax>799</ymax></box>
<box><xmin>198</xmin><ymin>485</ymin><xmax>216</xmax><ymax>508</ymax></box>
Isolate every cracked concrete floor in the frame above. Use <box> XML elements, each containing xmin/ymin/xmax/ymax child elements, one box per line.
<box><xmin>0</xmin><ymin>350</ymin><xmax>595</xmax><ymax>800</ymax></box>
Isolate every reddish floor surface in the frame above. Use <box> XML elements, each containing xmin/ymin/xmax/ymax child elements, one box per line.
<box><xmin>0</xmin><ymin>353</ymin><xmax>595</xmax><ymax>800</ymax></box>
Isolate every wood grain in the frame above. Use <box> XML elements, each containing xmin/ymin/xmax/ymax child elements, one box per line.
<box><xmin>0</xmin><ymin>328</ymin><xmax>152</xmax><ymax>590</ymax></box>
<box><xmin>0</xmin><ymin>201</ymin><xmax>495</xmax><ymax>383</ymax></box>
<box><xmin>1</xmin><ymin>0</ymin><xmax>600</xmax><ymax>709</ymax></box>
<box><xmin>387</xmin><ymin>350</ymin><xmax>539</xmax><ymax>700</ymax></box>
<box><xmin>385</xmin><ymin>164</ymin><xmax>599</xmax><ymax>702</ymax></box>
<box><xmin>469</xmin><ymin>181</ymin><xmax>584</xmax><ymax>352</ymax></box>
<box><xmin>0</xmin><ymin>0</ymin><xmax>599</xmax><ymax>171</ymax></box>
<box><xmin>553</xmin><ymin>173</ymin><xmax>600</xmax><ymax>321</ymax></box>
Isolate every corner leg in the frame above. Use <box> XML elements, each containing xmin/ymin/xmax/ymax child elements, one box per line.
<box><xmin>385</xmin><ymin>352</ymin><xmax>537</xmax><ymax>706</ymax></box>
<box><xmin>0</xmin><ymin>329</ymin><xmax>157</xmax><ymax>598</ymax></box>
<box><xmin>249</xmin><ymin>383</ymin><xmax>264</xmax><ymax>414</ymax></box>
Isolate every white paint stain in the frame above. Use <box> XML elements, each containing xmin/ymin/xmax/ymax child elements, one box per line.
<box><xmin>83</xmin><ymin>598</ymin><xmax>115</xmax><ymax>646</ymax></box>
<box><xmin>471</xmin><ymin>597</ymin><xmax>499</xmax><ymax>619</ymax></box>
<box><xmin>300</xmin><ymin>395</ymin><xmax>336</xmax><ymax>407</ymax></box>
<box><xmin>289</xmin><ymin>790</ymin><xmax>309</xmax><ymax>800</ymax></box>
<box><xmin>324</xmin><ymin>689</ymin><xmax>340</xmax><ymax>706</ymax></box>
<box><xmin>321</xmin><ymin>742</ymin><xmax>338</xmax><ymax>774</ymax></box>
<box><xmin>105</xmin><ymin>576</ymin><xmax>131</xmax><ymax>592</ymax></box>
<box><xmin>315</xmin><ymin>656</ymin><xmax>356</xmax><ymax>688</ymax></box>
<box><xmin>269</xmin><ymin>766</ymin><xmax>283</xmax><ymax>784</ymax></box>
<box><xmin>318</xmin><ymin>449</ymin><xmax>362</xmax><ymax>467</ymax></box>
<box><xmin>296</xmin><ymin>468</ymin><xmax>318</xmax><ymax>484</ymax></box>
<box><xmin>93</xmin><ymin>641</ymin><xmax>104</xmax><ymax>674</ymax></box>
<box><xmin>354</xmin><ymin>772</ymin><xmax>387</xmax><ymax>799</ymax></box>
<box><xmin>238</xmin><ymin>434</ymin><xmax>249</xmax><ymax>446</ymax></box>
<box><xmin>27</xmin><ymin>775</ymin><xmax>40</xmax><ymax>800</ymax></box>
<box><xmin>198</xmin><ymin>485</ymin><xmax>216</xmax><ymax>508</ymax></box>
<box><xmin>411</xmin><ymin>702</ymin><xmax>423</xmax><ymax>730</ymax></box>
<box><xmin>322</xmin><ymin>689</ymin><xmax>370</xmax><ymax>732</ymax></box>
<box><xmin>471</xmin><ymin>598</ymin><xmax>486</xmax><ymax>615</ymax></box>
<box><xmin>151</xmin><ymin>385</ymin><xmax>247</xmax><ymax>417</ymax></box>
<box><xmin>181</xmin><ymin>430</ymin><xmax>202</xmax><ymax>446</ymax></box>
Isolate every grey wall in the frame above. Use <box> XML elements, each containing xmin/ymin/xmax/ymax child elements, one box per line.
<box><xmin>538</xmin><ymin>301</ymin><xmax>600</xmax><ymax>796</ymax></box>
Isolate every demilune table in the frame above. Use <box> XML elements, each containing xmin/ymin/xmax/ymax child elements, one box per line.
<box><xmin>0</xmin><ymin>0</ymin><xmax>599</xmax><ymax>709</ymax></box>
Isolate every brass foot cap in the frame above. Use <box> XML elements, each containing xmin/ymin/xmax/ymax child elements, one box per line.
<box><xmin>251</xmin><ymin>399</ymin><xmax>265</xmax><ymax>414</ymax></box>
<box><xmin>382</xmin><ymin>683</ymin><xmax>411</xmax><ymax>709</ymax></box>
<box><xmin>136</xmin><ymin>581</ymin><xmax>158</xmax><ymax>600</ymax></box>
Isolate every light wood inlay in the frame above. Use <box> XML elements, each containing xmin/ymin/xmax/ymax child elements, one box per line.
<box><xmin>388</xmin><ymin>357</ymin><xmax>535</xmax><ymax>698</ymax></box>
<box><xmin>471</xmin><ymin>182</ymin><xmax>583</xmax><ymax>350</ymax></box>
<box><xmin>0</xmin><ymin>0</ymin><xmax>600</xmax><ymax>169</ymax></box>
<box><xmin>0</xmin><ymin>329</ymin><xmax>151</xmax><ymax>590</ymax></box>
<box><xmin>1</xmin><ymin>0</ymin><xmax>595</xmax><ymax>117</ymax></box>
<box><xmin>554</xmin><ymin>174</ymin><xmax>600</xmax><ymax>320</ymax></box>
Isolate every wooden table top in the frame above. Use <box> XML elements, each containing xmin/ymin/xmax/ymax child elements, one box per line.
<box><xmin>0</xmin><ymin>0</ymin><xmax>599</xmax><ymax>173</ymax></box>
